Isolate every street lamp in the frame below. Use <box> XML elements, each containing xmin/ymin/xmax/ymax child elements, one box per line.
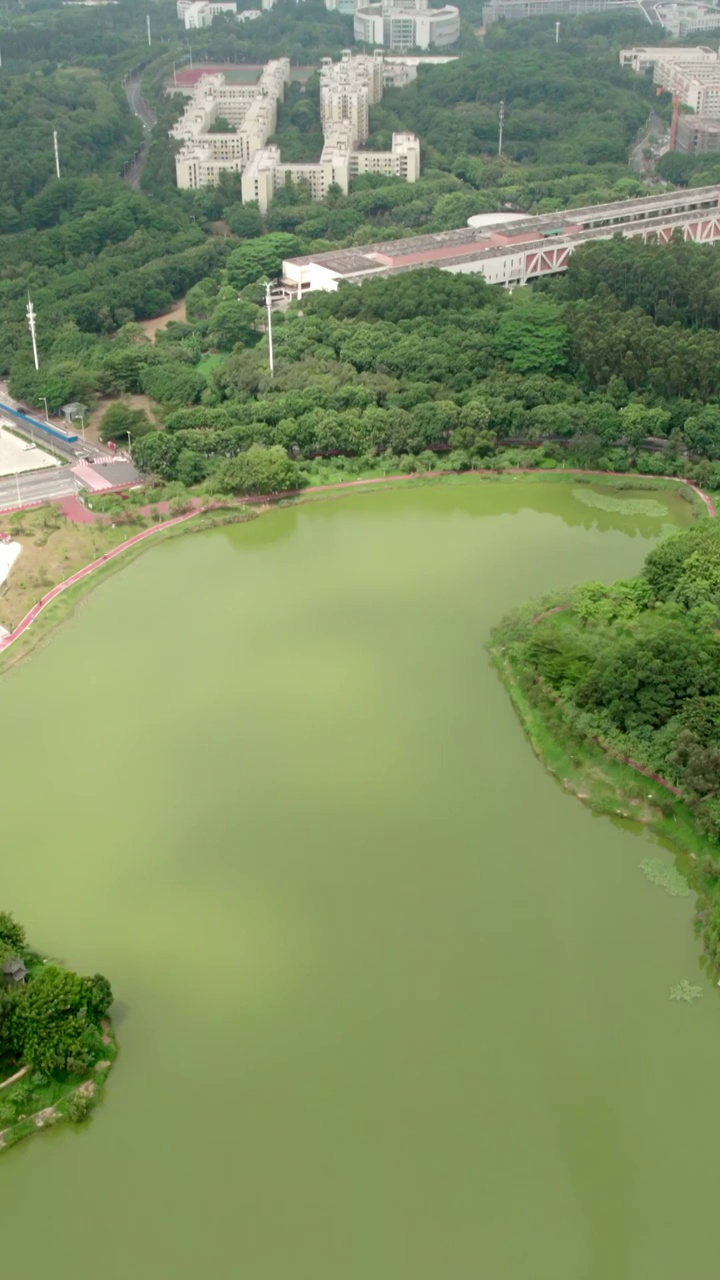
<box><xmin>15</xmin><ymin>471</ymin><xmax>21</xmax><ymax>509</ymax></box>
<box><xmin>79</xmin><ymin>412</ymin><xmax>86</xmax><ymax>444</ymax></box>
<box><xmin>126</xmin><ymin>430</ymin><xmax>132</xmax><ymax>457</ymax></box>
<box><xmin>40</xmin><ymin>396</ymin><xmax>49</xmax><ymax>422</ymax></box>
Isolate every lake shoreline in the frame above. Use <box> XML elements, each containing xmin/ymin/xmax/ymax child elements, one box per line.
<box><xmin>0</xmin><ymin>469</ymin><xmax>711</xmax><ymax>676</ymax></box>
<box><xmin>490</xmin><ymin>647</ymin><xmax>717</xmax><ymax>863</ymax></box>
<box><xmin>0</xmin><ymin>1021</ymin><xmax>117</xmax><ymax>1156</ymax></box>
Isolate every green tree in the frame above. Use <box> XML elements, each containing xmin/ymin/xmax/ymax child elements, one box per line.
<box><xmin>210</xmin><ymin>444</ymin><xmax>300</xmax><ymax>496</ymax></box>
<box><xmin>493</xmin><ymin>295</ymin><xmax>569</xmax><ymax>374</ymax></box>
<box><xmin>99</xmin><ymin>402</ymin><xmax>152</xmax><ymax>445</ymax></box>
<box><xmin>140</xmin><ymin>363</ymin><xmax>206</xmax><ymax>407</ymax></box>
<box><xmin>208</xmin><ymin>299</ymin><xmax>259</xmax><ymax>352</ymax></box>
<box><xmin>0</xmin><ymin>912</ymin><xmax>26</xmax><ymax>953</ymax></box>
<box><xmin>226</xmin><ymin>234</ymin><xmax>301</xmax><ymax>291</ymax></box>
<box><xmin>11</xmin><ymin>966</ymin><xmax>91</xmax><ymax>1074</ymax></box>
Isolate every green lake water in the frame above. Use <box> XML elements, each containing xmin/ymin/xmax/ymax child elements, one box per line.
<box><xmin>1</xmin><ymin>479</ymin><xmax>717</xmax><ymax>1279</ymax></box>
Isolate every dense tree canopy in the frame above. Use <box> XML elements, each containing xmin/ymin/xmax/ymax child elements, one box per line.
<box><xmin>0</xmin><ymin>912</ymin><xmax>113</xmax><ymax>1079</ymax></box>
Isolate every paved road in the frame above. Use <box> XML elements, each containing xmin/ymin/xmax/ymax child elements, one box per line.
<box><xmin>0</xmin><ymin>468</ymin><xmax>79</xmax><ymax>514</ymax></box>
<box><xmin>123</xmin><ymin>74</ymin><xmax>157</xmax><ymax>189</ymax></box>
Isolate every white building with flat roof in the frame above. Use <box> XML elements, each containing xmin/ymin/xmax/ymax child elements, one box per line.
<box><xmin>280</xmin><ymin>186</ymin><xmax>720</xmax><ymax>296</ymax></box>
<box><xmin>241</xmin><ymin>51</ymin><xmax>420</xmax><ymax>212</ymax></box>
<box><xmin>177</xmin><ymin>0</ymin><xmax>237</xmax><ymax>25</ymax></box>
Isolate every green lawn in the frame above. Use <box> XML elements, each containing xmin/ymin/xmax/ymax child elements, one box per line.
<box><xmin>197</xmin><ymin>353</ymin><xmax>225</xmax><ymax>377</ymax></box>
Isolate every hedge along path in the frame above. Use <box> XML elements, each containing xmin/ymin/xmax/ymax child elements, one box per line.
<box><xmin>0</xmin><ymin>470</ymin><xmax>714</xmax><ymax>658</ymax></box>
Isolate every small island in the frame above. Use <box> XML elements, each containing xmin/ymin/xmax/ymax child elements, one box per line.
<box><xmin>0</xmin><ymin>911</ymin><xmax>115</xmax><ymax>1153</ymax></box>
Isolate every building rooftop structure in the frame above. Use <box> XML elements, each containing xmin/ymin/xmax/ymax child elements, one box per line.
<box><xmin>281</xmin><ymin>185</ymin><xmax>720</xmax><ymax>294</ymax></box>
<box><xmin>653</xmin><ymin>2</ymin><xmax>720</xmax><ymax>35</ymax></box>
<box><xmin>2</xmin><ymin>959</ymin><xmax>28</xmax><ymax>986</ymax></box>
<box><xmin>677</xmin><ymin>112</ymin><xmax>720</xmax><ymax>150</ymax></box>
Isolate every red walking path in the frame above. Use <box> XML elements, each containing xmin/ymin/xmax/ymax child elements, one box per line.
<box><xmin>0</xmin><ymin>469</ymin><xmax>715</xmax><ymax>656</ymax></box>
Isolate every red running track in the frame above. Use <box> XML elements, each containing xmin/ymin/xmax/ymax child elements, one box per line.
<box><xmin>0</xmin><ymin>470</ymin><xmax>715</xmax><ymax>655</ymax></box>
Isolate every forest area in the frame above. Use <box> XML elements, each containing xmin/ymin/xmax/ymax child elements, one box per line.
<box><xmin>37</xmin><ymin>237</ymin><xmax>720</xmax><ymax>498</ymax></box>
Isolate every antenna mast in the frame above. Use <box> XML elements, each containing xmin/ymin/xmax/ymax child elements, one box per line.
<box><xmin>26</xmin><ymin>298</ymin><xmax>39</xmax><ymax>371</ymax></box>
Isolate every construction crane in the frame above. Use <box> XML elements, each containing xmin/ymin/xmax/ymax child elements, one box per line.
<box><xmin>656</xmin><ymin>85</ymin><xmax>680</xmax><ymax>151</ymax></box>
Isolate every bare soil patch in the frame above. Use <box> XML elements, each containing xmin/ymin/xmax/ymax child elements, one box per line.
<box><xmin>138</xmin><ymin>299</ymin><xmax>187</xmax><ymax>338</ymax></box>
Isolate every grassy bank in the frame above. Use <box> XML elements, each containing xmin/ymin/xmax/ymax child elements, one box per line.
<box><xmin>0</xmin><ymin>1023</ymin><xmax>117</xmax><ymax>1155</ymax></box>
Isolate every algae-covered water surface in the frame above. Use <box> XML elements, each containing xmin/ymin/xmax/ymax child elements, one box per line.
<box><xmin>0</xmin><ymin>481</ymin><xmax>715</xmax><ymax>1280</ymax></box>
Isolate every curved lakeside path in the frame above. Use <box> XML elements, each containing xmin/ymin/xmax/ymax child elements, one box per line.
<box><xmin>0</xmin><ymin>469</ymin><xmax>714</xmax><ymax>656</ymax></box>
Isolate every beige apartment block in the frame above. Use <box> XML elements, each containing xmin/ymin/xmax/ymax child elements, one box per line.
<box><xmin>237</xmin><ymin>51</ymin><xmax>420</xmax><ymax>212</ymax></box>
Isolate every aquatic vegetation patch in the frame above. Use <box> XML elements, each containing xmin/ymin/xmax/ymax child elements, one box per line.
<box><xmin>572</xmin><ymin>488</ymin><xmax>669</xmax><ymax>518</ymax></box>
<box><xmin>669</xmin><ymin>980</ymin><xmax>703</xmax><ymax>1003</ymax></box>
<box><xmin>640</xmin><ymin>859</ymin><xmax>691</xmax><ymax>897</ymax></box>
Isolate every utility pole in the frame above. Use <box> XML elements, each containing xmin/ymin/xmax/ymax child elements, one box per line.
<box><xmin>498</xmin><ymin>99</ymin><xmax>505</xmax><ymax>157</ymax></box>
<box><xmin>53</xmin><ymin>130</ymin><xmax>60</xmax><ymax>179</ymax></box>
<box><xmin>40</xmin><ymin>396</ymin><xmax>49</xmax><ymax>423</ymax></box>
<box><xmin>127</xmin><ymin>430</ymin><xmax>132</xmax><ymax>457</ymax></box>
<box><xmin>555</xmin><ymin>20</ymin><xmax>560</xmax><ymax>42</ymax></box>
<box><xmin>26</xmin><ymin>298</ymin><xmax>39</xmax><ymax>371</ymax></box>
<box><xmin>146</xmin><ymin>13</ymin><xmax>151</xmax><ymax>45</ymax></box>
<box><xmin>265</xmin><ymin>280</ymin><xmax>274</xmax><ymax>377</ymax></box>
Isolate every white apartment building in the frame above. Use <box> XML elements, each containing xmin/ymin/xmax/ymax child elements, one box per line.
<box><xmin>654</xmin><ymin>51</ymin><xmax>720</xmax><ymax>113</ymax></box>
<box><xmin>620</xmin><ymin>45</ymin><xmax>720</xmax><ymax>116</ymax></box>
<box><xmin>354</xmin><ymin>0</ymin><xmax>459</xmax><ymax>51</ymax></box>
<box><xmin>320</xmin><ymin>50</ymin><xmax>384</xmax><ymax>144</ymax></box>
<box><xmin>173</xmin><ymin>60</ymin><xmax>291</xmax><ymax>189</ymax></box>
<box><xmin>240</xmin><ymin>51</ymin><xmax>420</xmax><ymax>212</ymax></box>
<box><xmin>242</xmin><ymin>131</ymin><xmax>419</xmax><ymax>211</ymax></box>
<box><xmin>172</xmin><ymin>53</ymin><xmax>420</xmax><ymax>204</ymax></box>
